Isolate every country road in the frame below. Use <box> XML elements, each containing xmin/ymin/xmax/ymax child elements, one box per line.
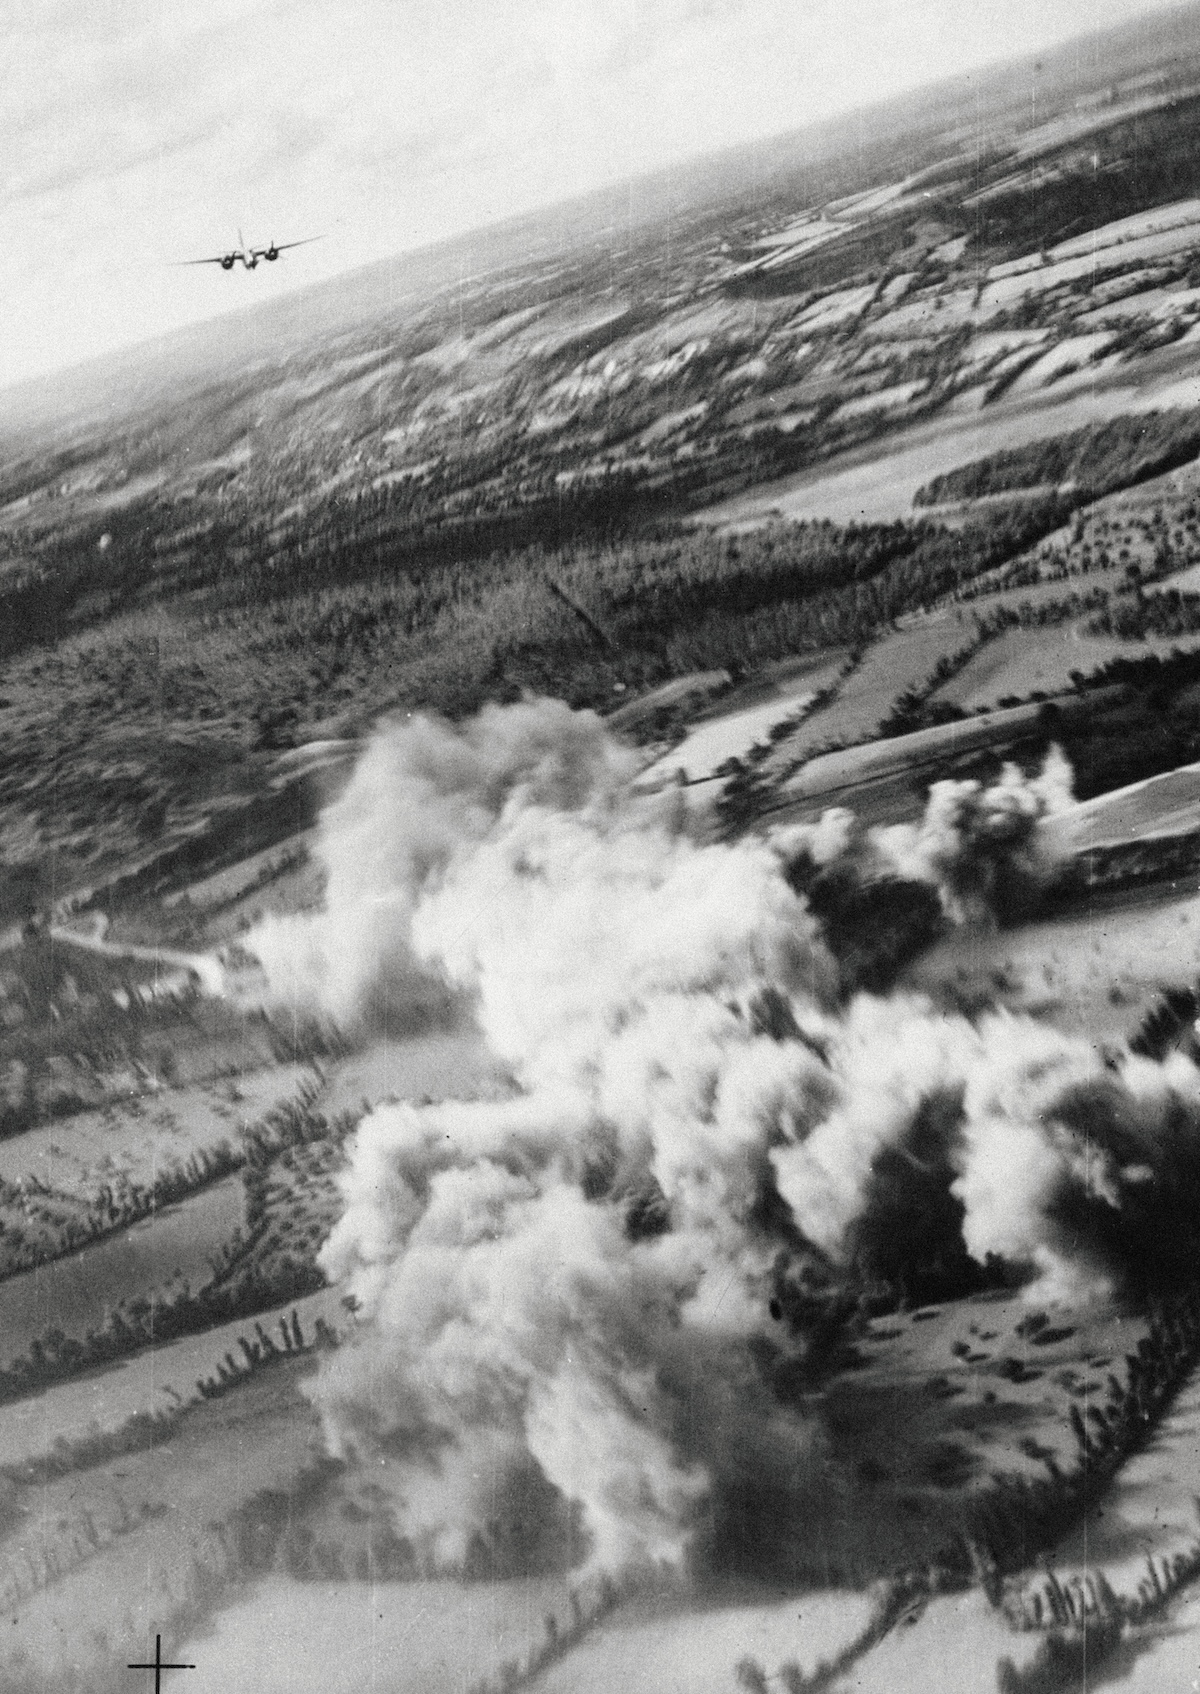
<box><xmin>48</xmin><ymin>912</ymin><xmax>227</xmax><ymax>998</ymax></box>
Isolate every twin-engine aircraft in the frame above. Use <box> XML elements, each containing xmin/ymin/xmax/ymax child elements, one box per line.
<box><xmin>179</xmin><ymin>231</ymin><xmax>322</xmax><ymax>271</ymax></box>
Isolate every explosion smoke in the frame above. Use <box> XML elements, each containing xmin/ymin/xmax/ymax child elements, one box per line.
<box><xmin>777</xmin><ymin>742</ymin><xmax>1075</xmax><ymax>927</ymax></box>
<box><xmin>248</xmin><ymin>701</ymin><xmax>1200</xmax><ymax>1578</ymax></box>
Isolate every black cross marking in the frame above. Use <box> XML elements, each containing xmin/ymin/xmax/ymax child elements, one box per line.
<box><xmin>128</xmin><ymin>1634</ymin><xmax>195</xmax><ymax>1693</ymax></box>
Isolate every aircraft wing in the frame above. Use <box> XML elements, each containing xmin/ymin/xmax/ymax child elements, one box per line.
<box><xmin>251</xmin><ymin>235</ymin><xmax>324</xmax><ymax>256</ymax></box>
<box><xmin>173</xmin><ymin>254</ymin><xmax>237</xmax><ymax>267</ymax></box>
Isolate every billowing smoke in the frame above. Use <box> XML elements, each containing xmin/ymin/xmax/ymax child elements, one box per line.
<box><xmin>776</xmin><ymin>744</ymin><xmax>1075</xmax><ymax>932</ymax></box>
<box><xmin>247</xmin><ymin>702</ymin><xmax>1200</xmax><ymax>1579</ymax></box>
<box><xmin>875</xmin><ymin>743</ymin><xmax>1074</xmax><ymax>920</ymax></box>
<box><xmin>249</xmin><ymin>699</ymin><xmax>647</xmax><ymax>1027</ymax></box>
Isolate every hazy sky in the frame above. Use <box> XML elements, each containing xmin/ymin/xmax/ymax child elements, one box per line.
<box><xmin>0</xmin><ymin>0</ymin><xmax>1179</xmax><ymax>390</ymax></box>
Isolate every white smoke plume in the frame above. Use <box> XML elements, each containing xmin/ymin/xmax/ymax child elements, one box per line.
<box><xmin>774</xmin><ymin>744</ymin><xmax>1075</xmax><ymax>925</ymax></box>
<box><xmin>249</xmin><ymin>698</ymin><xmax>646</xmax><ymax>1026</ymax></box>
<box><xmin>874</xmin><ymin>744</ymin><xmax>1075</xmax><ymax>921</ymax></box>
<box><xmin>247</xmin><ymin>702</ymin><xmax>1200</xmax><ymax>1579</ymax></box>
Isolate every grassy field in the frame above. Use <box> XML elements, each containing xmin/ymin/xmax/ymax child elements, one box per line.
<box><xmin>638</xmin><ymin>654</ymin><xmax>844</xmax><ymax>784</ymax></box>
<box><xmin>913</xmin><ymin>410</ymin><xmax>1200</xmax><ymax>508</ymax></box>
<box><xmin>768</xmin><ymin>614</ymin><xmax>981</xmax><ymax>760</ymax></box>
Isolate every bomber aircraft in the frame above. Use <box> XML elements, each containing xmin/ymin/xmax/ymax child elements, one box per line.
<box><xmin>178</xmin><ymin>231</ymin><xmax>322</xmax><ymax>271</ymax></box>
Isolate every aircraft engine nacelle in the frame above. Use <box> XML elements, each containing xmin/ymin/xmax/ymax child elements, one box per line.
<box><xmin>221</xmin><ymin>255</ymin><xmax>235</xmax><ymax>270</ymax></box>
<box><xmin>263</xmin><ymin>246</ymin><xmax>279</xmax><ymax>261</ymax></box>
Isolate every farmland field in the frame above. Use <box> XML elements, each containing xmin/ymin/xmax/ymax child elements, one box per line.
<box><xmin>700</xmin><ymin>382</ymin><xmax>1150</xmax><ymax>526</ymax></box>
<box><xmin>0</xmin><ymin>1175</ymin><xmax>243</xmax><ymax>1362</ymax></box>
<box><xmin>767</xmin><ymin>614</ymin><xmax>982</xmax><ymax>760</ymax></box>
<box><xmin>932</xmin><ymin>626</ymin><xmax>1200</xmax><ymax>711</ymax></box>
<box><xmin>181</xmin><ymin>1576</ymin><xmax>582</xmax><ymax>1694</ymax></box>
<box><xmin>700</xmin><ymin>342</ymin><xmax>1200</xmax><ymax>530</ymax></box>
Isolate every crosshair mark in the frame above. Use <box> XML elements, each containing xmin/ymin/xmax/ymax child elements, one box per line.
<box><xmin>128</xmin><ymin>1634</ymin><xmax>195</xmax><ymax>1693</ymax></box>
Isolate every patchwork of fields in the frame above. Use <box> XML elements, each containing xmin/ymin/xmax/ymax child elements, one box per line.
<box><xmin>12</xmin><ymin>23</ymin><xmax>1200</xmax><ymax>1694</ymax></box>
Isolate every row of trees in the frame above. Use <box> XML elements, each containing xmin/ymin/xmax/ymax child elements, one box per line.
<box><xmin>0</xmin><ymin>1138</ymin><xmax>240</xmax><ymax>1281</ymax></box>
<box><xmin>914</xmin><ymin>409</ymin><xmax>1200</xmax><ymax>508</ymax></box>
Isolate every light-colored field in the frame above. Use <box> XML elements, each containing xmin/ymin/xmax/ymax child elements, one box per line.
<box><xmin>865</xmin><ymin>289</ymin><xmax>984</xmax><ymax>341</ymax></box>
<box><xmin>750</xmin><ymin>224</ymin><xmax>846</xmax><ymax>271</ymax></box>
<box><xmin>1049</xmin><ymin>197</ymin><xmax>1200</xmax><ymax>262</ymax></box>
<box><xmin>833</xmin><ymin>1290</ymin><xmax>1144</xmax><ymax>1492</ymax></box>
<box><xmin>878</xmin><ymin>272</ymin><xmax>915</xmax><ymax>307</ymax></box>
<box><xmin>753</xmin><ymin>212</ymin><xmax>844</xmax><ymax>250</ymax></box>
<box><xmin>701</xmin><ymin>387</ymin><xmax>1140</xmax><ymax>527</ymax></box>
<box><xmin>536</xmin><ymin>1588</ymin><xmax>876</xmax><ymax>1694</ymax></box>
<box><xmin>1049</xmin><ymin>1369</ymin><xmax>1200</xmax><ymax>1588</ymax></box>
<box><xmin>638</xmin><ymin>689</ymin><xmax>816</xmax><ymax>785</ymax></box>
<box><xmin>698</xmin><ymin>340</ymin><xmax>1200</xmax><ymax>529</ymax></box>
<box><xmin>1077</xmin><ymin>282</ymin><xmax>1200</xmax><ymax>328</ymax></box>
<box><xmin>630</xmin><ymin>655</ymin><xmax>847</xmax><ymax>786</ymax></box>
<box><xmin>166</xmin><ymin>836</ymin><xmax>315</xmax><ymax>915</ymax></box>
<box><xmin>1128</xmin><ymin>367</ymin><xmax>1200</xmax><ymax>410</ymax></box>
<box><xmin>1047</xmin><ymin>760</ymin><xmax>1200</xmax><ymax>853</ymax></box>
<box><xmin>605</xmin><ymin>670</ymin><xmax>732</xmax><ymax>731</ymax></box>
<box><xmin>833</xmin><ymin>380</ymin><xmax>928</xmax><ymax>421</ymax></box>
<box><xmin>828</xmin><ymin>1590</ymin><xmax>1042</xmax><ymax>1694</ymax></box>
<box><xmin>959</xmin><ymin>329</ymin><xmax>1051</xmax><ymax>367</ymax></box>
<box><xmin>1003</xmin><ymin>88</ymin><xmax>1190</xmax><ymax>166</ymax></box>
<box><xmin>0</xmin><ymin>1025</ymin><xmax>505</xmax><ymax>1466</ymax></box>
<box><xmin>182</xmin><ymin>1574</ymin><xmax>581</xmax><ymax>1694</ymax></box>
<box><xmin>1150</xmin><ymin>558</ymin><xmax>1200</xmax><ymax>593</ymax></box>
<box><xmin>0</xmin><ymin>469</ymin><xmax>169</xmax><ymax>530</ymax></box>
<box><xmin>792</xmin><ymin>285</ymin><xmax>876</xmax><ymax>333</ymax></box>
<box><xmin>0</xmin><ymin>1356</ymin><xmax>327</xmax><ymax>1693</ymax></box>
<box><xmin>940</xmin><ymin>460</ymin><xmax>1200</xmax><ymax>618</ymax></box>
<box><xmin>0</xmin><ymin>1284</ymin><xmax>346</xmax><ymax>1469</ymax></box>
<box><xmin>902</xmin><ymin>877</ymin><xmax>1200</xmax><ymax>1043</ymax></box>
<box><xmin>935</xmin><ymin>628</ymin><xmax>1200</xmax><ymax>713</ymax></box>
<box><xmin>979</xmin><ymin>222</ymin><xmax>1200</xmax><ymax>312</ymax></box>
<box><xmin>1005</xmin><ymin>332</ymin><xmax>1120</xmax><ymax>395</ymax></box>
<box><xmin>0</xmin><ymin>1062</ymin><xmax>317</xmax><ymax>1196</ymax></box>
<box><xmin>958</xmin><ymin>565</ymin><xmax>1127</xmax><ymax>617</ymax></box>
